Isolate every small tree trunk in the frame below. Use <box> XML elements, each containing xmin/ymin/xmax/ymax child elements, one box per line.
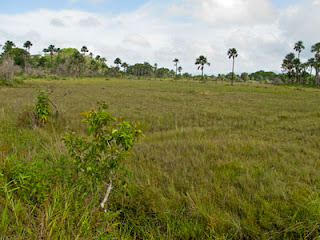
<box><xmin>231</xmin><ymin>57</ymin><xmax>235</xmax><ymax>86</ymax></box>
<box><xmin>202</xmin><ymin>67</ymin><xmax>204</xmax><ymax>81</ymax></box>
<box><xmin>100</xmin><ymin>177</ymin><xmax>113</xmax><ymax>212</ymax></box>
<box><xmin>316</xmin><ymin>68</ymin><xmax>319</xmax><ymax>87</ymax></box>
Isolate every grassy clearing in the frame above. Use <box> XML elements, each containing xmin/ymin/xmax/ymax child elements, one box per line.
<box><xmin>1</xmin><ymin>78</ymin><xmax>320</xmax><ymax>239</ymax></box>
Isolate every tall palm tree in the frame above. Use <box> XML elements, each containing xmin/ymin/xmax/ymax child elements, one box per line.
<box><xmin>228</xmin><ymin>48</ymin><xmax>238</xmax><ymax>85</ymax></box>
<box><xmin>23</xmin><ymin>41</ymin><xmax>33</xmax><ymax>53</ymax></box>
<box><xmin>195</xmin><ymin>55</ymin><xmax>210</xmax><ymax>81</ymax></box>
<box><xmin>282</xmin><ymin>53</ymin><xmax>295</xmax><ymax>83</ymax></box>
<box><xmin>114</xmin><ymin>58</ymin><xmax>122</xmax><ymax>68</ymax></box>
<box><xmin>311</xmin><ymin>42</ymin><xmax>320</xmax><ymax>86</ymax></box>
<box><xmin>307</xmin><ymin>58</ymin><xmax>315</xmax><ymax>83</ymax></box>
<box><xmin>43</xmin><ymin>44</ymin><xmax>58</xmax><ymax>63</ymax></box>
<box><xmin>294</xmin><ymin>41</ymin><xmax>305</xmax><ymax>60</ymax></box>
<box><xmin>81</xmin><ymin>46</ymin><xmax>89</xmax><ymax>55</ymax></box>
<box><xmin>121</xmin><ymin>62</ymin><xmax>128</xmax><ymax>72</ymax></box>
<box><xmin>3</xmin><ymin>40</ymin><xmax>15</xmax><ymax>53</ymax></box>
<box><xmin>173</xmin><ymin>58</ymin><xmax>179</xmax><ymax>77</ymax></box>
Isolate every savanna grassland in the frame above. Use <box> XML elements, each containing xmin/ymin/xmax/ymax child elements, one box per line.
<box><xmin>1</xmin><ymin>78</ymin><xmax>320</xmax><ymax>239</ymax></box>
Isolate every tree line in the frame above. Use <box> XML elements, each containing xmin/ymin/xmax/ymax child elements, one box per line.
<box><xmin>0</xmin><ymin>39</ymin><xmax>319</xmax><ymax>86</ymax></box>
<box><xmin>282</xmin><ymin>41</ymin><xmax>320</xmax><ymax>86</ymax></box>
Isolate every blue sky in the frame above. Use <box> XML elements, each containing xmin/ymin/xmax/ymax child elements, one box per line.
<box><xmin>0</xmin><ymin>0</ymin><xmax>318</xmax><ymax>74</ymax></box>
<box><xmin>0</xmin><ymin>0</ymin><xmax>299</xmax><ymax>14</ymax></box>
<box><xmin>0</xmin><ymin>0</ymin><xmax>150</xmax><ymax>14</ymax></box>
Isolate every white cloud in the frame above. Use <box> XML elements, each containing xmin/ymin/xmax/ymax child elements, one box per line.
<box><xmin>0</xmin><ymin>0</ymin><xmax>318</xmax><ymax>74</ymax></box>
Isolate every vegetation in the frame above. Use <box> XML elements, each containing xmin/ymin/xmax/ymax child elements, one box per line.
<box><xmin>1</xmin><ymin>78</ymin><xmax>320</xmax><ymax>239</ymax></box>
<box><xmin>227</xmin><ymin>48</ymin><xmax>238</xmax><ymax>86</ymax></box>
<box><xmin>1</xmin><ymin>37</ymin><xmax>320</xmax><ymax>238</ymax></box>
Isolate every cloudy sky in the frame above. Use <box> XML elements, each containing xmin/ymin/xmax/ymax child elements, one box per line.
<box><xmin>0</xmin><ymin>0</ymin><xmax>319</xmax><ymax>74</ymax></box>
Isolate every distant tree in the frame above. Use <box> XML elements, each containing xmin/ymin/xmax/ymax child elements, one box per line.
<box><xmin>294</xmin><ymin>41</ymin><xmax>305</xmax><ymax>60</ymax></box>
<box><xmin>89</xmin><ymin>52</ymin><xmax>93</xmax><ymax>59</ymax></box>
<box><xmin>292</xmin><ymin>58</ymin><xmax>301</xmax><ymax>83</ymax></box>
<box><xmin>23</xmin><ymin>41</ymin><xmax>33</xmax><ymax>53</ymax></box>
<box><xmin>72</xmin><ymin>50</ymin><xmax>85</xmax><ymax>77</ymax></box>
<box><xmin>178</xmin><ymin>66</ymin><xmax>182</xmax><ymax>75</ymax></box>
<box><xmin>43</xmin><ymin>45</ymin><xmax>58</xmax><ymax>64</ymax></box>
<box><xmin>3</xmin><ymin>41</ymin><xmax>16</xmax><ymax>53</ymax></box>
<box><xmin>195</xmin><ymin>55</ymin><xmax>210</xmax><ymax>81</ymax></box>
<box><xmin>307</xmin><ymin>58</ymin><xmax>315</xmax><ymax>83</ymax></box>
<box><xmin>282</xmin><ymin>53</ymin><xmax>295</xmax><ymax>84</ymax></box>
<box><xmin>173</xmin><ymin>58</ymin><xmax>179</xmax><ymax>77</ymax></box>
<box><xmin>240</xmin><ymin>72</ymin><xmax>250</xmax><ymax>81</ymax></box>
<box><xmin>311</xmin><ymin>42</ymin><xmax>320</xmax><ymax>86</ymax></box>
<box><xmin>95</xmin><ymin>55</ymin><xmax>101</xmax><ymax>61</ymax></box>
<box><xmin>114</xmin><ymin>58</ymin><xmax>122</xmax><ymax>68</ymax></box>
<box><xmin>228</xmin><ymin>48</ymin><xmax>238</xmax><ymax>85</ymax></box>
<box><xmin>121</xmin><ymin>62</ymin><xmax>128</xmax><ymax>72</ymax></box>
<box><xmin>81</xmin><ymin>46</ymin><xmax>89</xmax><ymax>55</ymax></box>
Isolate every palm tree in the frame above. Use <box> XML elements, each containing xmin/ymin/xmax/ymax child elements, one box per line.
<box><xmin>307</xmin><ymin>58</ymin><xmax>315</xmax><ymax>84</ymax></box>
<box><xmin>81</xmin><ymin>46</ymin><xmax>89</xmax><ymax>55</ymax></box>
<box><xmin>178</xmin><ymin>66</ymin><xmax>182</xmax><ymax>75</ymax></box>
<box><xmin>228</xmin><ymin>48</ymin><xmax>238</xmax><ymax>85</ymax></box>
<box><xmin>311</xmin><ymin>42</ymin><xmax>320</xmax><ymax>86</ymax></box>
<box><xmin>294</xmin><ymin>41</ymin><xmax>305</xmax><ymax>60</ymax></box>
<box><xmin>121</xmin><ymin>62</ymin><xmax>128</xmax><ymax>72</ymax></box>
<box><xmin>195</xmin><ymin>55</ymin><xmax>210</xmax><ymax>81</ymax></box>
<box><xmin>114</xmin><ymin>58</ymin><xmax>122</xmax><ymax>68</ymax></box>
<box><xmin>173</xmin><ymin>58</ymin><xmax>179</xmax><ymax>77</ymax></box>
<box><xmin>89</xmin><ymin>52</ymin><xmax>93</xmax><ymax>59</ymax></box>
<box><xmin>43</xmin><ymin>44</ymin><xmax>58</xmax><ymax>63</ymax></box>
<box><xmin>95</xmin><ymin>55</ymin><xmax>101</xmax><ymax>61</ymax></box>
<box><xmin>3</xmin><ymin>40</ymin><xmax>15</xmax><ymax>53</ymax></box>
<box><xmin>23</xmin><ymin>41</ymin><xmax>33</xmax><ymax>53</ymax></box>
<box><xmin>282</xmin><ymin>53</ymin><xmax>295</xmax><ymax>83</ymax></box>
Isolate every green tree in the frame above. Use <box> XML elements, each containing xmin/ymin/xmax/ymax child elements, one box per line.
<box><xmin>43</xmin><ymin>45</ymin><xmax>58</xmax><ymax>64</ymax></box>
<box><xmin>294</xmin><ymin>41</ymin><xmax>305</xmax><ymax>60</ymax></box>
<box><xmin>282</xmin><ymin>53</ymin><xmax>295</xmax><ymax>84</ymax></box>
<box><xmin>23</xmin><ymin>41</ymin><xmax>33</xmax><ymax>53</ymax></box>
<box><xmin>173</xmin><ymin>58</ymin><xmax>179</xmax><ymax>77</ymax></box>
<box><xmin>81</xmin><ymin>46</ymin><xmax>89</xmax><ymax>55</ymax></box>
<box><xmin>228</xmin><ymin>48</ymin><xmax>238</xmax><ymax>85</ymax></box>
<box><xmin>195</xmin><ymin>55</ymin><xmax>210</xmax><ymax>81</ymax></box>
<box><xmin>178</xmin><ymin>66</ymin><xmax>182</xmax><ymax>75</ymax></box>
<box><xmin>311</xmin><ymin>42</ymin><xmax>320</xmax><ymax>86</ymax></box>
<box><xmin>121</xmin><ymin>62</ymin><xmax>128</xmax><ymax>72</ymax></box>
<box><xmin>72</xmin><ymin>50</ymin><xmax>85</xmax><ymax>77</ymax></box>
<box><xmin>63</xmin><ymin>103</ymin><xmax>143</xmax><ymax>211</ymax></box>
<box><xmin>307</xmin><ymin>58</ymin><xmax>315</xmax><ymax>83</ymax></box>
<box><xmin>2</xmin><ymin>41</ymin><xmax>16</xmax><ymax>53</ymax></box>
<box><xmin>114</xmin><ymin>58</ymin><xmax>122</xmax><ymax>68</ymax></box>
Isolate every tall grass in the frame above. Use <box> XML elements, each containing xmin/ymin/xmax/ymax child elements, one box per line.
<box><xmin>0</xmin><ymin>78</ymin><xmax>320</xmax><ymax>239</ymax></box>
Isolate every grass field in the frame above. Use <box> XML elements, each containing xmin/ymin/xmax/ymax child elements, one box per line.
<box><xmin>1</xmin><ymin>78</ymin><xmax>320</xmax><ymax>239</ymax></box>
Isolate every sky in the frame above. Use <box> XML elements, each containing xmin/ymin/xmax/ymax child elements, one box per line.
<box><xmin>0</xmin><ymin>0</ymin><xmax>319</xmax><ymax>74</ymax></box>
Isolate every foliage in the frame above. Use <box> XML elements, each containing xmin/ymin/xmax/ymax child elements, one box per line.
<box><xmin>63</xmin><ymin>102</ymin><xmax>143</xmax><ymax>210</ymax></box>
<box><xmin>35</xmin><ymin>90</ymin><xmax>51</xmax><ymax>125</ymax></box>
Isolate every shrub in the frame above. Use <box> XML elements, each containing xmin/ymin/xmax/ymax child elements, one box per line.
<box><xmin>63</xmin><ymin>102</ymin><xmax>143</xmax><ymax>211</ymax></box>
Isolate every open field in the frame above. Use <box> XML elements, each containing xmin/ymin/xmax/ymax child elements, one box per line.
<box><xmin>1</xmin><ymin>78</ymin><xmax>320</xmax><ymax>239</ymax></box>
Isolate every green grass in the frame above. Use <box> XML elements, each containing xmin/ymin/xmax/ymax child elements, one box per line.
<box><xmin>1</xmin><ymin>78</ymin><xmax>320</xmax><ymax>239</ymax></box>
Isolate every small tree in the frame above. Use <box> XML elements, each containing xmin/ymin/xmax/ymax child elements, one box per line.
<box><xmin>195</xmin><ymin>55</ymin><xmax>210</xmax><ymax>81</ymax></box>
<box><xmin>63</xmin><ymin>103</ymin><xmax>143</xmax><ymax>211</ymax></box>
<box><xmin>227</xmin><ymin>48</ymin><xmax>238</xmax><ymax>85</ymax></box>
<box><xmin>173</xmin><ymin>58</ymin><xmax>179</xmax><ymax>77</ymax></box>
<box><xmin>23</xmin><ymin>41</ymin><xmax>33</xmax><ymax>53</ymax></box>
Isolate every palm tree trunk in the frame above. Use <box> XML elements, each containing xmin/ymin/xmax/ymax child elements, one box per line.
<box><xmin>202</xmin><ymin>66</ymin><xmax>204</xmax><ymax>81</ymax></box>
<box><xmin>316</xmin><ymin>68</ymin><xmax>319</xmax><ymax>87</ymax></box>
<box><xmin>231</xmin><ymin>57</ymin><xmax>235</xmax><ymax>85</ymax></box>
